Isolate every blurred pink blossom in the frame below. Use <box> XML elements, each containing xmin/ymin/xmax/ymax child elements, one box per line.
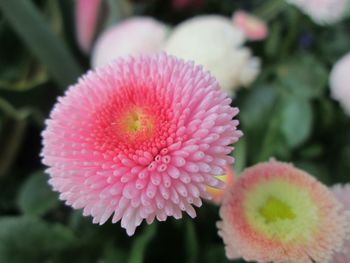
<box><xmin>75</xmin><ymin>0</ymin><xmax>102</xmax><ymax>53</ymax></box>
<box><xmin>92</xmin><ymin>17</ymin><xmax>168</xmax><ymax>68</ymax></box>
<box><xmin>232</xmin><ymin>11</ymin><xmax>268</xmax><ymax>41</ymax></box>
<box><xmin>172</xmin><ymin>0</ymin><xmax>204</xmax><ymax>10</ymax></box>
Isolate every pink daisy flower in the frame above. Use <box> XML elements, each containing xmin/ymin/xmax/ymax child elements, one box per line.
<box><xmin>331</xmin><ymin>184</ymin><xmax>350</xmax><ymax>263</ymax></box>
<box><xmin>232</xmin><ymin>11</ymin><xmax>268</xmax><ymax>41</ymax></box>
<box><xmin>207</xmin><ymin>165</ymin><xmax>235</xmax><ymax>205</ymax></box>
<box><xmin>75</xmin><ymin>0</ymin><xmax>102</xmax><ymax>53</ymax></box>
<box><xmin>41</xmin><ymin>53</ymin><xmax>242</xmax><ymax>236</ymax></box>
<box><xmin>217</xmin><ymin>160</ymin><xmax>349</xmax><ymax>263</ymax></box>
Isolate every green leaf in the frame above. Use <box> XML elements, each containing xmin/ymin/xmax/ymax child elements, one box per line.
<box><xmin>0</xmin><ymin>0</ymin><xmax>82</xmax><ymax>89</ymax></box>
<box><xmin>184</xmin><ymin>220</ymin><xmax>198</xmax><ymax>263</ymax></box>
<box><xmin>128</xmin><ymin>224</ymin><xmax>157</xmax><ymax>263</ymax></box>
<box><xmin>17</xmin><ymin>171</ymin><xmax>59</xmax><ymax>216</ymax></box>
<box><xmin>204</xmin><ymin>244</ymin><xmax>231</xmax><ymax>263</ymax></box>
<box><xmin>0</xmin><ymin>59</ymin><xmax>48</xmax><ymax>91</ymax></box>
<box><xmin>99</xmin><ymin>242</ymin><xmax>127</xmax><ymax>263</ymax></box>
<box><xmin>280</xmin><ymin>96</ymin><xmax>313</xmax><ymax>148</ymax></box>
<box><xmin>0</xmin><ymin>216</ymin><xmax>76</xmax><ymax>263</ymax></box>
<box><xmin>277</xmin><ymin>55</ymin><xmax>327</xmax><ymax>99</ymax></box>
<box><xmin>233</xmin><ymin>137</ymin><xmax>246</xmax><ymax>174</ymax></box>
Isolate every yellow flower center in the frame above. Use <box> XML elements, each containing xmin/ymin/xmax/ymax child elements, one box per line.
<box><xmin>119</xmin><ymin>107</ymin><xmax>153</xmax><ymax>139</ymax></box>
<box><xmin>244</xmin><ymin>179</ymin><xmax>319</xmax><ymax>242</ymax></box>
<box><xmin>259</xmin><ymin>196</ymin><xmax>295</xmax><ymax>223</ymax></box>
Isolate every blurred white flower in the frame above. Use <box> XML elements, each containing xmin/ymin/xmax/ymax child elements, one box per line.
<box><xmin>164</xmin><ymin>15</ymin><xmax>260</xmax><ymax>95</ymax></box>
<box><xmin>330</xmin><ymin>52</ymin><xmax>350</xmax><ymax>115</ymax></box>
<box><xmin>92</xmin><ymin>17</ymin><xmax>169</xmax><ymax>68</ymax></box>
<box><xmin>286</xmin><ymin>0</ymin><xmax>347</xmax><ymax>25</ymax></box>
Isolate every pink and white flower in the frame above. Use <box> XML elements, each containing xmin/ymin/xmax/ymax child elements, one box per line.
<box><xmin>218</xmin><ymin>160</ymin><xmax>349</xmax><ymax>263</ymax></box>
<box><xmin>42</xmin><ymin>53</ymin><xmax>242</xmax><ymax>236</ymax></box>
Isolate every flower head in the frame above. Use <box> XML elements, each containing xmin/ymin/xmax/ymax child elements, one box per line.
<box><xmin>331</xmin><ymin>184</ymin><xmax>350</xmax><ymax>263</ymax></box>
<box><xmin>217</xmin><ymin>160</ymin><xmax>348</xmax><ymax>263</ymax></box>
<box><xmin>286</xmin><ymin>0</ymin><xmax>347</xmax><ymax>25</ymax></box>
<box><xmin>232</xmin><ymin>11</ymin><xmax>268</xmax><ymax>41</ymax></box>
<box><xmin>75</xmin><ymin>0</ymin><xmax>102</xmax><ymax>53</ymax></box>
<box><xmin>164</xmin><ymin>15</ymin><xmax>260</xmax><ymax>95</ymax></box>
<box><xmin>92</xmin><ymin>17</ymin><xmax>168</xmax><ymax>68</ymax></box>
<box><xmin>207</xmin><ymin>165</ymin><xmax>235</xmax><ymax>205</ymax></box>
<box><xmin>42</xmin><ymin>53</ymin><xmax>242</xmax><ymax>236</ymax></box>
<box><xmin>330</xmin><ymin>52</ymin><xmax>350</xmax><ymax>116</ymax></box>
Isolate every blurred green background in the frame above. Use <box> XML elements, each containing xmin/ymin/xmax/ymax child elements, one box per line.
<box><xmin>0</xmin><ymin>0</ymin><xmax>349</xmax><ymax>262</ymax></box>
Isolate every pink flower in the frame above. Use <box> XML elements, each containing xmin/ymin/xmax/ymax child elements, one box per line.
<box><xmin>92</xmin><ymin>17</ymin><xmax>168</xmax><ymax>68</ymax></box>
<box><xmin>232</xmin><ymin>11</ymin><xmax>268</xmax><ymax>41</ymax></box>
<box><xmin>286</xmin><ymin>0</ymin><xmax>347</xmax><ymax>24</ymax></box>
<box><xmin>331</xmin><ymin>184</ymin><xmax>350</xmax><ymax>263</ymax></box>
<box><xmin>206</xmin><ymin>165</ymin><xmax>235</xmax><ymax>205</ymax></box>
<box><xmin>217</xmin><ymin>160</ymin><xmax>349</xmax><ymax>263</ymax></box>
<box><xmin>41</xmin><ymin>53</ymin><xmax>242</xmax><ymax>236</ymax></box>
<box><xmin>75</xmin><ymin>0</ymin><xmax>102</xmax><ymax>53</ymax></box>
<box><xmin>330</xmin><ymin>52</ymin><xmax>350</xmax><ymax>116</ymax></box>
<box><xmin>172</xmin><ymin>0</ymin><xmax>203</xmax><ymax>10</ymax></box>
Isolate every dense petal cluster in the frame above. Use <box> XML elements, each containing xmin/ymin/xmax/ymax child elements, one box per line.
<box><xmin>92</xmin><ymin>17</ymin><xmax>168</xmax><ymax>68</ymax></box>
<box><xmin>286</xmin><ymin>0</ymin><xmax>347</xmax><ymax>24</ymax></box>
<box><xmin>218</xmin><ymin>160</ymin><xmax>348</xmax><ymax>263</ymax></box>
<box><xmin>206</xmin><ymin>165</ymin><xmax>234</xmax><ymax>205</ymax></box>
<box><xmin>330</xmin><ymin>52</ymin><xmax>350</xmax><ymax>116</ymax></box>
<box><xmin>232</xmin><ymin>11</ymin><xmax>268</xmax><ymax>41</ymax></box>
<box><xmin>42</xmin><ymin>53</ymin><xmax>242</xmax><ymax>235</ymax></box>
<box><xmin>331</xmin><ymin>184</ymin><xmax>350</xmax><ymax>263</ymax></box>
<box><xmin>164</xmin><ymin>15</ymin><xmax>260</xmax><ymax>95</ymax></box>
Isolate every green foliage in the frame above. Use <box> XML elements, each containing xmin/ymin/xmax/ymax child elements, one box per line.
<box><xmin>0</xmin><ymin>0</ymin><xmax>82</xmax><ymax>89</ymax></box>
<box><xmin>17</xmin><ymin>171</ymin><xmax>59</xmax><ymax>216</ymax></box>
<box><xmin>0</xmin><ymin>216</ymin><xmax>76</xmax><ymax>263</ymax></box>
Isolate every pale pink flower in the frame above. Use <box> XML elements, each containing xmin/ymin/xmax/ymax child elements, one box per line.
<box><xmin>232</xmin><ymin>11</ymin><xmax>268</xmax><ymax>41</ymax></box>
<box><xmin>331</xmin><ymin>184</ymin><xmax>350</xmax><ymax>263</ymax></box>
<box><xmin>92</xmin><ymin>17</ymin><xmax>168</xmax><ymax>68</ymax></box>
<box><xmin>330</xmin><ymin>52</ymin><xmax>350</xmax><ymax>116</ymax></box>
<box><xmin>206</xmin><ymin>165</ymin><xmax>235</xmax><ymax>205</ymax></box>
<box><xmin>75</xmin><ymin>0</ymin><xmax>102</xmax><ymax>53</ymax></box>
<box><xmin>286</xmin><ymin>0</ymin><xmax>347</xmax><ymax>24</ymax></box>
<box><xmin>41</xmin><ymin>53</ymin><xmax>242</xmax><ymax>236</ymax></box>
<box><xmin>218</xmin><ymin>160</ymin><xmax>349</xmax><ymax>263</ymax></box>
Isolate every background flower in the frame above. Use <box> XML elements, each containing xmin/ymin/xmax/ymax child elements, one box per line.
<box><xmin>42</xmin><ymin>53</ymin><xmax>242</xmax><ymax>236</ymax></box>
<box><xmin>92</xmin><ymin>17</ymin><xmax>169</xmax><ymax>68</ymax></box>
<box><xmin>206</xmin><ymin>165</ymin><xmax>235</xmax><ymax>205</ymax></box>
<box><xmin>164</xmin><ymin>15</ymin><xmax>261</xmax><ymax>95</ymax></box>
<box><xmin>75</xmin><ymin>0</ymin><xmax>102</xmax><ymax>53</ymax></box>
<box><xmin>232</xmin><ymin>11</ymin><xmax>268</xmax><ymax>41</ymax></box>
<box><xmin>286</xmin><ymin>0</ymin><xmax>348</xmax><ymax>24</ymax></box>
<box><xmin>330</xmin><ymin>52</ymin><xmax>350</xmax><ymax>116</ymax></box>
<box><xmin>218</xmin><ymin>160</ymin><xmax>349</xmax><ymax>263</ymax></box>
<box><xmin>331</xmin><ymin>184</ymin><xmax>350</xmax><ymax>263</ymax></box>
